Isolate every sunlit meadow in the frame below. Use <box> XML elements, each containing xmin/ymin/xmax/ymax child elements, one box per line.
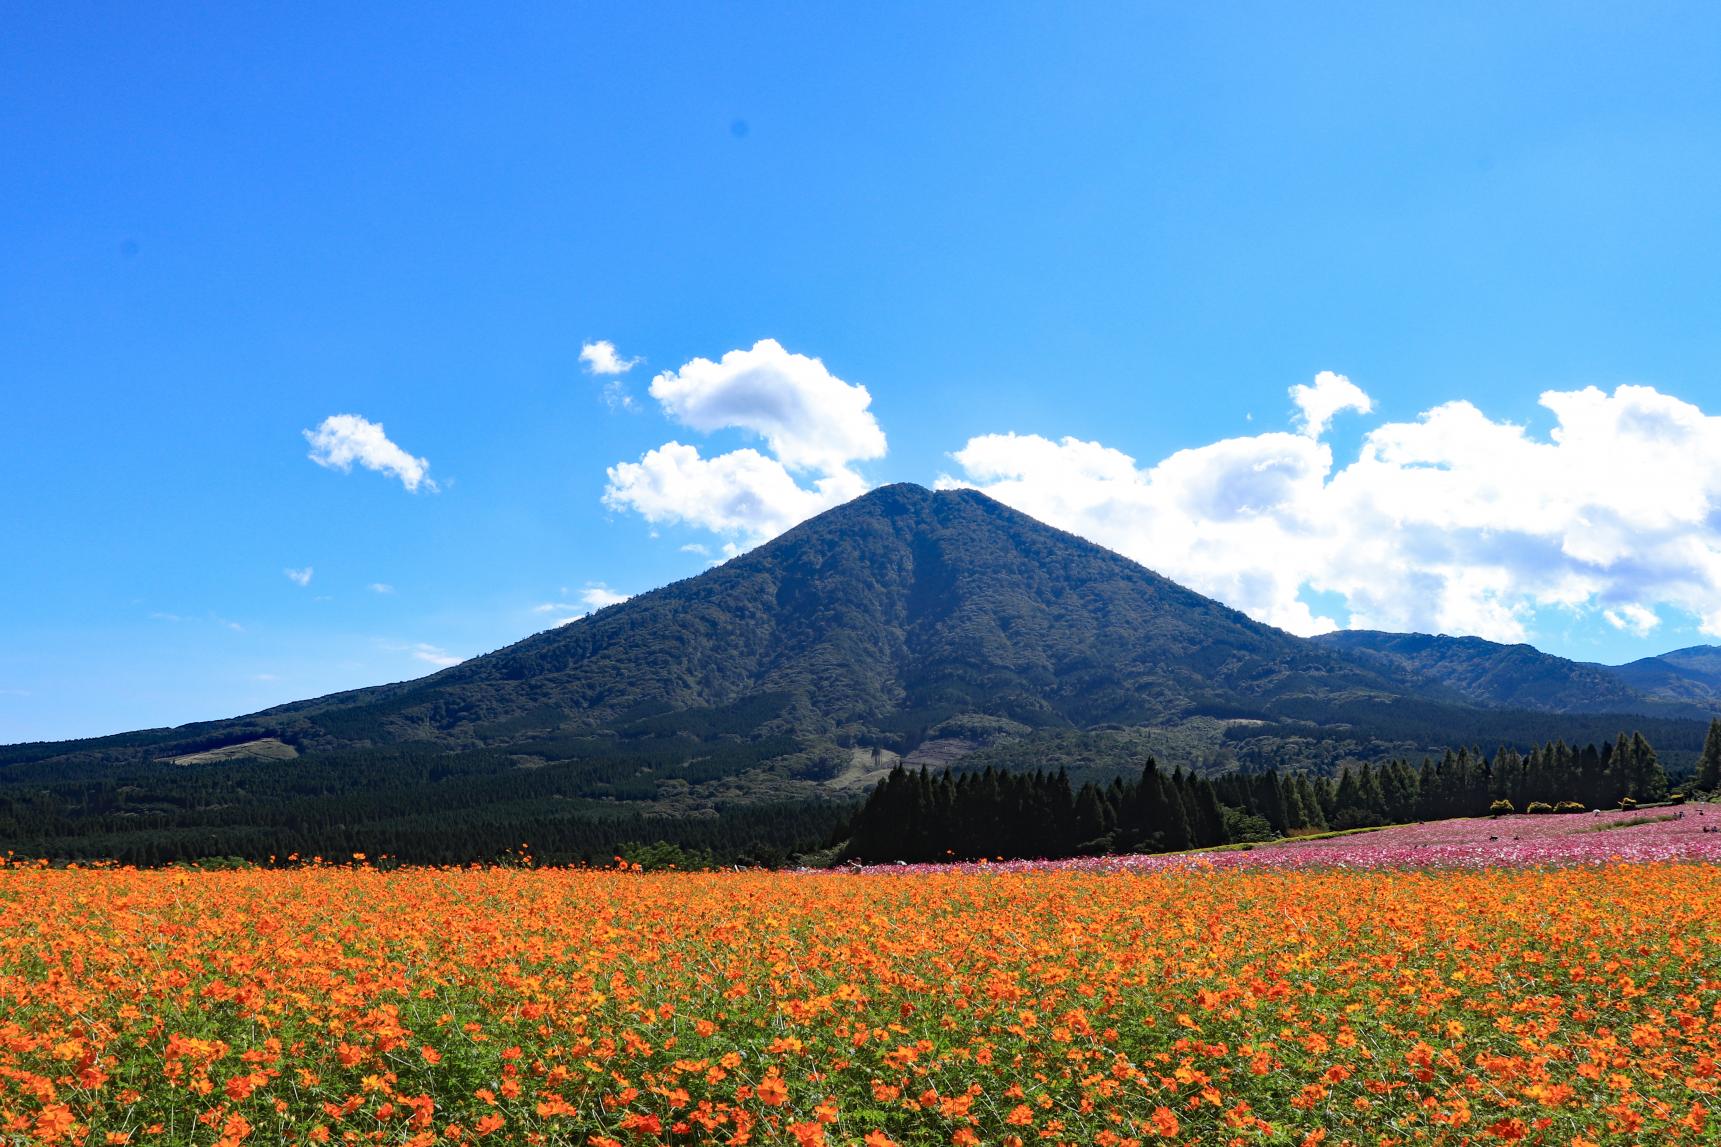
<box><xmin>4</xmin><ymin>824</ymin><xmax>1719</xmax><ymax>1147</ymax></box>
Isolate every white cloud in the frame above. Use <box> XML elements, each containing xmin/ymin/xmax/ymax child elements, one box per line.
<box><xmin>534</xmin><ymin>585</ymin><xmax>632</xmax><ymax>627</ymax></box>
<box><xmin>369</xmin><ymin>582</ymin><xmax>395</xmax><ymax>594</ymax></box>
<box><xmin>150</xmin><ymin>609</ymin><xmax>246</xmax><ymax>632</ymax></box>
<box><xmin>646</xmin><ymin>339</ymin><xmax>886</xmax><ymax>471</ymax></box>
<box><xmin>303</xmin><ymin>414</ymin><xmax>437</xmax><ymax>493</ymax></box>
<box><xmin>1290</xmin><ymin>370</ymin><xmax>1373</xmax><ymax>438</ymax></box>
<box><xmin>942</xmin><ymin>376</ymin><xmax>1721</xmax><ymax>644</ymax></box>
<box><xmin>581</xmin><ymin>585</ymin><xmax>630</xmax><ymax>610</ymax></box>
<box><xmin>604</xmin><ymin>339</ymin><xmax>885</xmax><ymax>546</ymax></box>
<box><xmin>284</xmin><ymin>566</ymin><xmax>314</xmax><ymax>587</ymax></box>
<box><xmin>580</xmin><ymin>339</ymin><xmax>641</xmax><ymax>376</ymax></box>
<box><xmin>606</xmin><ymin>443</ymin><xmax>868</xmax><ymax>541</ymax></box>
<box><xmin>601</xmin><ymin>379</ymin><xmax>639</xmax><ymax>412</ymax></box>
<box><xmin>1604</xmin><ymin>603</ymin><xmax>1661</xmax><ymax>637</ymax></box>
<box><xmin>411</xmin><ymin>643</ymin><xmax>462</xmax><ymax>667</ymax></box>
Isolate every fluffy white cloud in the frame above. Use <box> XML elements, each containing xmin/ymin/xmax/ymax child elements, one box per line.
<box><xmin>1604</xmin><ymin>603</ymin><xmax>1661</xmax><ymax>637</ymax></box>
<box><xmin>580</xmin><ymin>585</ymin><xmax>630</xmax><ymax>610</ymax></box>
<box><xmin>607</xmin><ymin>443</ymin><xmax>869</xmax><ymax>540</ymax></box>
<box><xmin>368</xmin><ymin>582</ymin><xmax>395</xmax><ymax>594</ymax></box>
<box><xmin>943</xmin><ymin>377</ymin><xmax>1721</xmax><ymax>644</ymax></box>
<box><xmin>304</xmin><ymin>414</ymin><xmax>437</xmax><ymax>493</ymax></box>
<box><xmin>580</xmin><ymin>339</ymin><xmax>641</xmax><ymax>376</ymax></box>
<box><xmin>1290</xmin><ymin>370</ymin><xmax>1373</xmax><ymax>437</ymax></box>
<box><xmin>284</xmin><ymin>567</ymin><xmax>313</xmax><ymax>587</ymax></box>
<box><xmin>604</xmin><ymin>340</ymin><xmax>884</xmax><ymax>546</ymax></box>
<box><xmin>646</xmin><ymin>339</ymin><xmax>886</xmax><ymax>472</ymax></box>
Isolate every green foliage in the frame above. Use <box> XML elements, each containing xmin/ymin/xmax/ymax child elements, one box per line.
<box><xmin>616</xmin><ymin>840</ymin><xmax>716</xmax><ymax>871</ymax></box>
<box><xmin>845</xmin><ymin>731</ymin><xmax>1671</xmax><ymax>864</ymax></box>
<box><xmin>1696</xmin><ymin>718</ymin><xmax>1721</xmax><ymax>791</ymax></box>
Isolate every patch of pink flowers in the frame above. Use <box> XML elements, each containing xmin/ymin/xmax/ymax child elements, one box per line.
<box><xmin>847</xmin><ymin>805</ymin><xmax>1721</xmax><ymax>874</ymax></box>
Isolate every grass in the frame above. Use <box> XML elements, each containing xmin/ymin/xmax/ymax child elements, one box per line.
<box><xmin>160</xmin><ymin>737</ymin><xmax>300</xmax><ymax>766</ymax></box>
<box><xmin>1590</xmin><ymin>812</ymin><xmax>1680</xmax><ymax>832</ymax></box>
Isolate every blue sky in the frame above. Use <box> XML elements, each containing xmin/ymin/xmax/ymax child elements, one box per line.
<box><xmin>9</xmin><ymin>2</ymin><xmax>1721</xmax><ymax>742</ymax></box>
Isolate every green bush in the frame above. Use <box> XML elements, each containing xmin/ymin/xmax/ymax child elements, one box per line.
<box><xmin>1525</xmin><ymin>801</ymin><xmax>1554</xmax><ymax>814</ymax></box>
<box><xmin>1555</xmin><ymin>801</ymin><xmax>1586</xmax><ymax>814</ymax></box>
<box><xmin>1620</xmin><ymin>796</ymin><xmax>1639</xmax><ymax>811</ymax></box>
<box><xmin>617</xmin><ymin>840</ymin><xmax>717</xmax><ymax>871</ymax></box>
<box><xmin>1489</xmin><ymin>799</ymin><xmax>1515</xmax><ymax>817</ymax></box>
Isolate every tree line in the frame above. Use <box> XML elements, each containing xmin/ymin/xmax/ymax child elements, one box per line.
<box><xmin>843</xmin><ymin>728</ymin><xmax>1685</xmax><ymax>864</ymax></box>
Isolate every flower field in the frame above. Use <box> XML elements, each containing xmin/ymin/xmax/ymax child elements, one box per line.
<box><xmin>852</xmin><ymin>807</ymin><xmax>1721</xmax><ymax>876</ymax></box>
<box><xmin>3</xmin><ymin>854</ymin><xmax>1719</xmax><ymax>1146</ymax></box>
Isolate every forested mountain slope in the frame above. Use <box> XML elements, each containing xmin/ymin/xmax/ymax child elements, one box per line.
<box><xmin>1</xmin><ymin>484</ymin><xmax>1712</xmax><ymax>864</ymax></box>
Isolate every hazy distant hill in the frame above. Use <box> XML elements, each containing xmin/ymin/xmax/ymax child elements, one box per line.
<box><xmin>1</xmin><ymin>484</ymin><xmax>1711</xmax><ymax>864</ymax></box>
<box><xmin>1311</xmin><ymin>630</ymin><xmax>1683</xmax><ymax>716</ymax></box>
<box><xmin>1314</xmin><ymin>630</ymin><xmax>1720</xmax><ymax>719</ymax></box>
<box><xmin>1609</xmin><ymin>645</ymin><xmax>1721</xmax><ymax>711</ymax></box>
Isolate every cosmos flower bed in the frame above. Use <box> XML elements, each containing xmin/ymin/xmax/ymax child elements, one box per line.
<box><xmin>4</xmin><ymin>859</ymin><xmax>1720</xmax><ymax>1146</ymax></box>
<box><xmin>850</xmin><ymin>807</ymin><xmax>1721</xmax><ymax>876</ymax></box>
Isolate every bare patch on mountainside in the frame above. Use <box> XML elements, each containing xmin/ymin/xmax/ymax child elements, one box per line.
<box><xmin>161</xmin><ymin>738</ymin><xmax>299</xmax><ymax>766</ymax></box>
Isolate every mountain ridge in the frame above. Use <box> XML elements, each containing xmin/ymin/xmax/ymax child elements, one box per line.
<box><xmin>8</xmin><ymin>484</ymin><xmax>1717</xmax><ymax>765</ymax></box>
<box><xmin>2</xmin><ymin>483</ymin><xmax>1712</xmax><ymax>864</ymax></box>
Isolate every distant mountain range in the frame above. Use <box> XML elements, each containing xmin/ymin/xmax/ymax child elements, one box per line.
<box><xmin>2</xmin><ymin>484</ymin><xmax>1713</xmax><ymax>863</ymax></box>
<box><xmin>1312</xmin><ymin>630</ymin><xmax>1721</xmax><ymax>716</ymax></box>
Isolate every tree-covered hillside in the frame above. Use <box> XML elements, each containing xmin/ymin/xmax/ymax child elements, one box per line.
<box><xmin>2</xmin><ymin>484</ymin><xmax>1714</xmax><ymax>864</ymax></box>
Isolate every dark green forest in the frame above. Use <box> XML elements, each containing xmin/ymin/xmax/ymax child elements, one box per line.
<box><xmin>843</xmin><ymin>729</ymin><xmax>1692</xmax><ymax>864</ymax></box>
<box><xmin>0</xmin><ymin>739</ymin><xmax>850</xmax><ymax>867</ymax></box>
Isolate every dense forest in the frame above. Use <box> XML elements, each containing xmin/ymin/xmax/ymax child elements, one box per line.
<box><xmin>0</xmin><ymin>739</ymin><xmax>851</xmax><ymax>868</ymax></box>
<box><xmin>843</xmin><ymin>728</ymin><xmax>1697</xmax><ymax>864</ymax></box>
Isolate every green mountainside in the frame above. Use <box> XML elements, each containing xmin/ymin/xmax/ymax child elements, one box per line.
<box><xmin>1</xmin><ymin>484</ymin><xmax>1712</xmax><ymax>864</ymax></box>
<box><xmin>1609</xmin><ymin>645</ymin><xmax>1721</xmax><ymax>710</ymax></box>
<box><xmin>1313</xmin><ymin>630</ymin><xmax>1720</xmax><ymax>719</ymax></box>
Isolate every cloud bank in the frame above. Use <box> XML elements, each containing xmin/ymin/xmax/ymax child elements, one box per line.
<box><xmin>304</xmin><ymin>414</ymin><xmax>437</xmax><ymax>493</ymax></box>
<box><xmin>604</xmin><ymin>339</ymin><xmax>886</xmax><ymax>544</ymax></box>
<box><xmin>943</xmin><ymin>379</ymin><xmax>1721</xmax><ymax>642</ymax></box>
<box><xmin>595</xmin><ymin>343</ymin><xmax>1721</xmax><ymax>646</ymax></box>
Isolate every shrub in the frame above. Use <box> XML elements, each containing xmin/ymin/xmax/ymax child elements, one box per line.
<box><xmin>1620</xmin><ymin>796</ymin><xmax>1639</xmax><ymax>811</ymax></box>
<box><xmin>617</xmin><ymin>840</ymin><xmax>716</xmax><ymax>871</ymax></box>
<box><xmin>1220</xmin><ymin>806</ymin><xmax>1277</xmax><ymax>843</ymax></box>
<box><xmin>1489</xmin><ymin>799</ymin><xmax>1515</xmax><ymax>817</ymax></box>
<box><xmin>1526</xmin><ymin>801</ymin><xmax>1554</xmax><ymax>815</ymax></box>
<box><xmin>1555</xmin><ymin>801</ymin><xmax>1587</xmax><ymax>814</ymax></box>
<box><xmin>1670</xmin><ymin>792</ymin><xmax>1686</xmax><ymax>805</ymax></box>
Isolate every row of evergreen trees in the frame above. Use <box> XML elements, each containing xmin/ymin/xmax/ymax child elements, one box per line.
<box><xmin>843</xmin><ymin>730</ymin><xmax>1677</xmax><ymax>863</ymax></box>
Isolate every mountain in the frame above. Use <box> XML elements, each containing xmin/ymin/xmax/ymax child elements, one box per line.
<box><xmin>2</xmin><ymin>484</ymin><xmax>1711</xmax><ymax>864</ymax></box>
<box><xmin>1313</xmin><ymin>630</ymin><xmax>1721</xmax><ymax>719</ymax></box>
<box><xmin>1610</xmin><ymin>645</ymin><xmax>1721</xmax><ymax>710</ymax></box>
<box><xmin>1310</xmin><ymin>630</ymin><xmax>1670</xmax><ymax>715</ymax></box>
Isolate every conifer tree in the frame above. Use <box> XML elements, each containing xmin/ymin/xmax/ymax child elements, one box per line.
<box><xmin>1698</xmin><ymin>718</ymin><xmax>1721</xmax><ymax>792</ymax></box>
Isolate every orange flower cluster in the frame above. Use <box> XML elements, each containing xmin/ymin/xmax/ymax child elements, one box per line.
<box><xmin>0</xmin><ymin>861</ymin><xmax>1717</xmax><ymax>1145</ymax></box>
